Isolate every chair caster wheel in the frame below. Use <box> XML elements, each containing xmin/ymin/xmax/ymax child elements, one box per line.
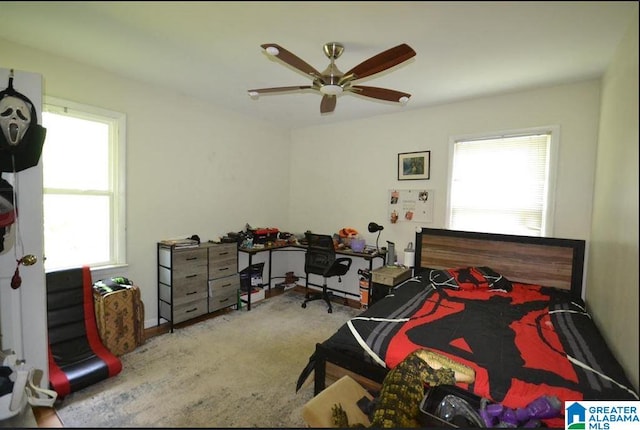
<box><xmin>328</xmin><ymin>308</ymin><xmax>332</xmax><ymax>313</ymax></box>
<box><xmin>301</xmin><ymin>303</ymin><xmax>307</xmax><ymax>308</ymax></box>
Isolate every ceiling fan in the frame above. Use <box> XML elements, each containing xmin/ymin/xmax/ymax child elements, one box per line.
<box><xmin>248</xmin><ymin>42</ymin><xmax>416</xmax><ymax>114</ymax></box>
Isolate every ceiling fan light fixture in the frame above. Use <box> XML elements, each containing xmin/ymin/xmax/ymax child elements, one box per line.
<box><xmin>320</xmin><ymin>84</ymin><xmax>343</xmax><ymax>95</ymax></box>
<box><xmin>250</xmin><ymin>42</ymin><xmax>416</xmax><ymax>114</ymax></box>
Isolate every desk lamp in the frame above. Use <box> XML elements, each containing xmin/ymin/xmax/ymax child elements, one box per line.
<box><xmin>368</xmin><ymin>222</ymin><xmax>384</xmax><ymax>252</ymax></box>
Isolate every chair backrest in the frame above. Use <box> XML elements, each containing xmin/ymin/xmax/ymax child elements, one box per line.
<box><xmin>304</xmin><ymin>233</ymin><xmax>336</xmax><ymax>276</ymax></box>
<box><xmin>46</xmin><ymin>267</ymin><xmax>99</xmax><ymax>365</ymax></box>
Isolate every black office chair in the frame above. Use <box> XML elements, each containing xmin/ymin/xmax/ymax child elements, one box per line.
<box><xmin>301</xmin><ymin>232</ymin><xmax>352</xmax><ymax>313</ymax></box>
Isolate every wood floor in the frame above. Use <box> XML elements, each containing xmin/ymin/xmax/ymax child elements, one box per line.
<box><xmin>32</xmin><ymin>286</ymin><xmax>361</xmax><ymax>427</ymax></box>
<box><xmin>33</xmin><ymin>407</ymin><xmax>63</xmax><ymax>428</ymax></box>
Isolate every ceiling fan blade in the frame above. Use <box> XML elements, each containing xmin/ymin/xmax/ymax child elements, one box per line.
<box><xmin>342</xmin><ymin>44</ymin><xmax>416</xmax><ymax>82</ymax></box>
<box><xmin>320</xmin><ymin>95</ymin><xmax>337</xmax><ymax>113</ymax></box>
<box><xmin>349</xmin><ymin>86</ymin><xmax>411</xmax><ymax>103</ymax></box>
<box><xmin>261</xmin><ymin>43</ymin><xmax>322</xmax><ymax>78</ymax></box>
<box><xmin>248</xmin><ymin>86</ymin><xmax>313</xmax><ymax>96</ymax></box>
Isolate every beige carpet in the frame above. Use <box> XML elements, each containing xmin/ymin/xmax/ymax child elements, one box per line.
<box><xmin>55</xmin><ymin>291</ymin><xmax>361</xmax><ymax>428</ymax></box>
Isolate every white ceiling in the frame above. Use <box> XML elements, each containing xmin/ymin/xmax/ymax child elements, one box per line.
<box><xmin>1</xmin><ymin>1</ymin><xmax>637</xmax><ymax>130</ymax></box>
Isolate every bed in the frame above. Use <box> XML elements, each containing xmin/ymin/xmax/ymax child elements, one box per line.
<box><xmin>296</xmin><ymin>228</ymin><xmax>638</xmax><ymax>426</ymax></box>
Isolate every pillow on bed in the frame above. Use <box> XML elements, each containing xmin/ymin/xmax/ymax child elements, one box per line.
<box><xmin>428</xmin><ymin>266</ymin><xmax>512</xmax><ymax>291</ymax></box>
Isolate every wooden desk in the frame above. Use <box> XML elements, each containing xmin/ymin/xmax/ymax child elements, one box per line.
<box><xmin>238</xmin><ymin>243</ymin><xmax>385</xmax><ymax>310</ymax></box>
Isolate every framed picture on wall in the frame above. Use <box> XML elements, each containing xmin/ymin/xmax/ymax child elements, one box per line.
<box><xmin>398</xmin><ymin>151</ymin><xmax>430</xmax><ymax>180</ymax></box>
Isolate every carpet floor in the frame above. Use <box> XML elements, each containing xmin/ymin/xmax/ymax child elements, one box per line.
<box><xmin>55</xmin><ymin>291</ymin><xmax>361</xmax><ymax>428</ymax></box>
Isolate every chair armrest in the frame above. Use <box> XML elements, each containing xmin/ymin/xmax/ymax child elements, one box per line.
<box><xmin>325</xmin><ymin>257</ymin><xmax>352</xmax><ymax>277</ymax></box>
<box><xmin>334</xmin><ymin>257</ymin><xmax>352</xmax><ymax>268</ymax></box>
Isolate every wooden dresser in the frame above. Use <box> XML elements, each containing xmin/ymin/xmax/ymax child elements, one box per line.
<box><xmin>157</xmin><ymin>242</ymin><xmax>238</xmax><ymax>331</ymax></box>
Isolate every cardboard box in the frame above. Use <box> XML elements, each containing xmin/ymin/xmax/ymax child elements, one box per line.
<box><xmin>371</xmin><ymin>266</ymin><xmax>412</xmax><ymax>286</ymax></box>
<box><xmin>302</xmin><ymin>375</ymin><xmax>373</xmax><ymax>428</ymax></box>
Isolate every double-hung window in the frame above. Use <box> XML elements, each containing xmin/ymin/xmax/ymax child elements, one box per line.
<box><xmin>42</xmin><ymin>97</ymin><xmax>126</xmax><ymax>271</ymax></box>
<box><xmin>447</xmin><ymin>127</ymin><xmax>558</xmax><ymax>237</ymax></box>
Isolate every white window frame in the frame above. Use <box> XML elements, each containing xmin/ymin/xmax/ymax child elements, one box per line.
<box><xmin>446</xmin><ymin>126</ymin><xmax>559</xmax><ymax>237</ymax></box>
<box><xmin>43</xmin><ymin>96</ymin><xmax>126</xmax><ymax>271</ymax></box>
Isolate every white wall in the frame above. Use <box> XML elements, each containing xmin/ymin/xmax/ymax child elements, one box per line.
<box><xmin>289</xmin><ymin>80</ymin><xmax>602</xmax><ymax>296</ymax></box>
<box><xmin>587</xmin><ymin>10</ymin><xmax>639</xmax><ymax>391</ymax></box>
<box><xmin>0</xmin><ymin>39</ymin><xmax>292</xmax><ymax>333</ymax></box>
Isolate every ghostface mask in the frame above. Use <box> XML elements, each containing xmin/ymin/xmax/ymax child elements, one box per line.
<box><xmin>0</xmin><ymin>74</ymin><xmax>46</xmax><ymax>173</ymax></box>
<box><xmin>0</xmin><ymin>95</ymin><xmax>31</xmax><ymax>146</ymax></box>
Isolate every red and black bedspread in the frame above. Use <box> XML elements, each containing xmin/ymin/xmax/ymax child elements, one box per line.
<box><xmin>300</xmin><ymin>267</ymin><xmax>638</xmax><ymax>412</ymax></box>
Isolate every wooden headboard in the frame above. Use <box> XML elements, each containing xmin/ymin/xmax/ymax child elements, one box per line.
<box><xmin>414</xmin><ymin>228</ymin><xmax>586</xmax><ymax>297</ymax></box>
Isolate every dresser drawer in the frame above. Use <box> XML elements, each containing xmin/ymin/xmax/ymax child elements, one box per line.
<box><xmin>173</xmin><ymin>284</ymin><xmax>208</xmax><ymax>307</ymax></box>
<box><xmin>173</xmin><ymin>247</ymin><xmax>208</xmax><ymax>276</ymax></box>
<box><xmin>209</xmin><ymin>274</ymin><xmax>239</xmax><ymax>297</ymax></box>
<box><xmin>208</xmin><ymin>242</ymin><xmax>237</xmax><ymax>260</ymax></box>
<box><xmin>209</xmin><ymin>244</ymin><xmax>237</xmax><ymax>276</ymax></box>
<box><xmin>208</xmin><ymin>293</ymin><xmax>236</xmax><ymax>313</ymax></box>
<box><xmin>209</xmin><ymin>261</ymin><xmax>237</xmax><ymax>279</ymax></box>
<box><xmin>159</xmin><ymin>297</ymin><xmax>208</xmax><ymax>323</ymax></box>
<box><xmin>172</xmin><ymin>270</ymin><xmax>207</xmax><ymax>291</ymax></box>
<box><xmin>172</xmin><ymin>298</ymin><xmax>208</xmax><ymax>324</ymax></box>
<box><xmin>159</xmin><ymin>265</ymin><xmax>207</xmax><ymax>305</ymax></box>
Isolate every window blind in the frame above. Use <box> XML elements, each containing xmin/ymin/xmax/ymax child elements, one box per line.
<box><xmin>449</xmin><ymin>133</ymin><xmax>551</xmax><ymax>236</ymax></box>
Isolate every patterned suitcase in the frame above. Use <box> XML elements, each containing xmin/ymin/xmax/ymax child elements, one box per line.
<box><xmin>93</xmin><ymin>278</ymin><xmax>145</xmax><ymax>356</ymax></box>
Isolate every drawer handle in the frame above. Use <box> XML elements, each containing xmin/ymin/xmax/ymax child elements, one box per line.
<box><xmin>220</xmin><ymin>283</ymin><xmax>231</xmax><ymax>288</ymax></box>
<box><xmin>218</xmin><ymin>252</ymin><xmax>229</xmax><ymax>256</ymax></box>
<box><xmin>186</xmin><ymin>274</ymin><xmax>198</xmax><ymax>278</ymax></box>
<box><xmin>186</xmin><ymin>257</ymin><xmax>198</xmax><ymax>261</ymax></box>
<box><xmin>218</xmin><ymin>268</ymin><xmax>229</xmax><ymax>272</ymax></box>
<box><xmin>186</xmin><ymin>291</ymin><xmax>198</xmax><ymax>296</ymax></box>
<box><xmin>186</xmin><ymin>307</ymin><xmax>197</xmax><ymax>313</ymax></box>
<box><xmin>220</xmin><ymin>298</ymin><xmax>229</xmax><ymax>303</ymax></box>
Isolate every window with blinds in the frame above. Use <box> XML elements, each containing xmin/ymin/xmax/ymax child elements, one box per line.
<box><xmin>447</xmin><ymin>128</ymin><xmax>557</xmax><ymax>236</ymax></box>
